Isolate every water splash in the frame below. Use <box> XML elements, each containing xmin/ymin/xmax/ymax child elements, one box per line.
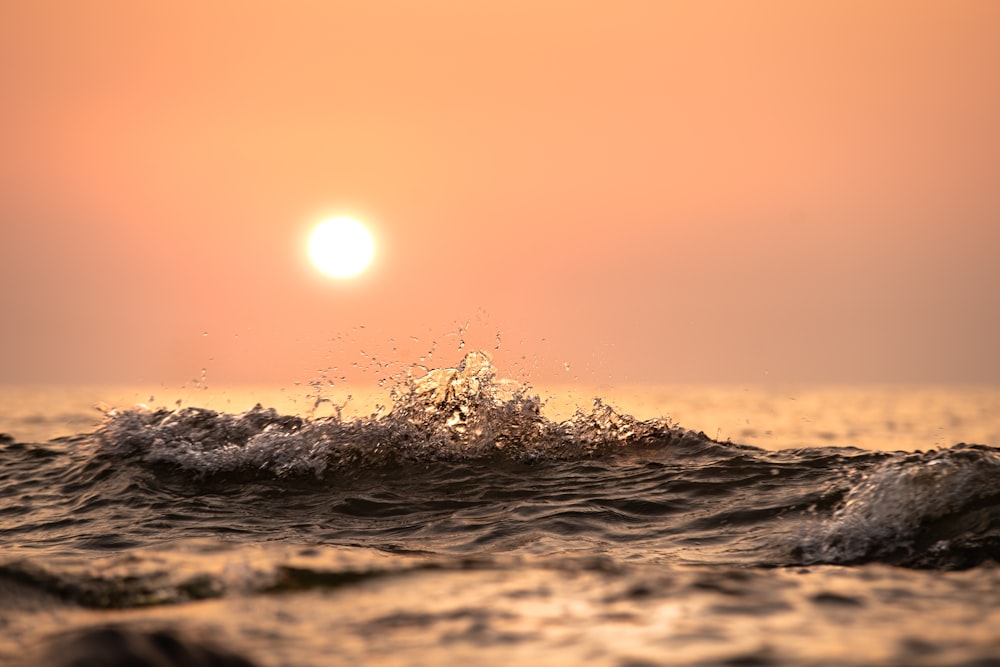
<box><xmin>97</xmin><ymin>351</ymin><xmax>691</xmax><ymax>478</ymax></box>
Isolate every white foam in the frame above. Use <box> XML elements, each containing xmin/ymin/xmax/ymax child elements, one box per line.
<box><xmin>800</xmin><ymin>445</ymin><xmax>1000</xmax><ymax>563</ymax></box>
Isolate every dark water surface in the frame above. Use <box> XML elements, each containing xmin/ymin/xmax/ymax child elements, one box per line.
<box><xmin>3</xmin><ymin>353</ymin><xmax>1000</xmax><ymax>666</ymax></box>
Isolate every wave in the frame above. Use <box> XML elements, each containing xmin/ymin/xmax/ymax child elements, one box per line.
<box><xmin>95</xmin><ymin>351</ymin><xmax>727</xmax><ymax>478</ymax></box>
<box><xmin>4</xmin><ymin>351</ymin><xmax>1000</xmax><ymax>572</ymax></box>
<box><xmin>797</xmin><ymin>444</ymin><xmax>1000</xmax><ymax>568</ymax></box>
<box><xmin>0</xmin><ymin>541</ymin><xmax>441</xmax><ymax>609</ymax></box>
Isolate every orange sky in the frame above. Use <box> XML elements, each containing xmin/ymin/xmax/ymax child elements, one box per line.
<box><xmin>1</xmin><ymin>1</ymin><xmax>998</xmax><ymax>386</ymax></box>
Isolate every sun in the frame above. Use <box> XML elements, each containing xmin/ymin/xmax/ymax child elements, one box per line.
<box><xmin>307</xmin><ymin>217</ymin><xmax>376</xmax><ymax>279</ymax></box>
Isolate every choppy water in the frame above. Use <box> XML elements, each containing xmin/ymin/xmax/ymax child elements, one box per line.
<box><xmin>2</xmin><ymin>352</ymin><xmax>1000</xmax><ymax>666</ymax></box>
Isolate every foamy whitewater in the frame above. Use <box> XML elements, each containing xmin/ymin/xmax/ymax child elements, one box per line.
<box><xmin>2</xmin><ymin>352</ymin><xmax>1000</xmax><ymax>666</ymax></box>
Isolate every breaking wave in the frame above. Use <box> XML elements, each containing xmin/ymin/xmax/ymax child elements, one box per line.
<box><xmin>798</xmin><ymin>444</ymin><xmax>1000</xmax><ymax>568</ymax></box>
<box><xmin>96</xmin><ymin>351</ymin><xmax>720</xmax><ymax>478</ymax></box>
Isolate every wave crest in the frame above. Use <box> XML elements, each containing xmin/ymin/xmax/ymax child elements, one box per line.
<box><xmin>798</xmin><ymin>444</ymin><xmax>1000</xmax><ymax>568</ymax></box>
<box><xmin>97</xmin><ymin>351</ymin><xmax>697</xmax><ymax>478</ymax></box>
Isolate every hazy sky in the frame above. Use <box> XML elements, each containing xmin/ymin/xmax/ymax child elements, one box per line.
<box><xmin>2</xmin><ymin>1</ymin><xmax>998</xmax><ymax>386</ymax></box>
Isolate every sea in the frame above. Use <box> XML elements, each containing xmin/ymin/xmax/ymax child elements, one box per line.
<box><xmin>2</xmin><ymin>350</ymin><xmax>1000</xmax><ymax>666</ymax></box>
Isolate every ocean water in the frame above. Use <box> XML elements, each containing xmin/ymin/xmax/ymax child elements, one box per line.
<box><xmin>2</xmin><ymin>351</ymin><xmax>1000</xmax><ymax>666</ymax></box>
